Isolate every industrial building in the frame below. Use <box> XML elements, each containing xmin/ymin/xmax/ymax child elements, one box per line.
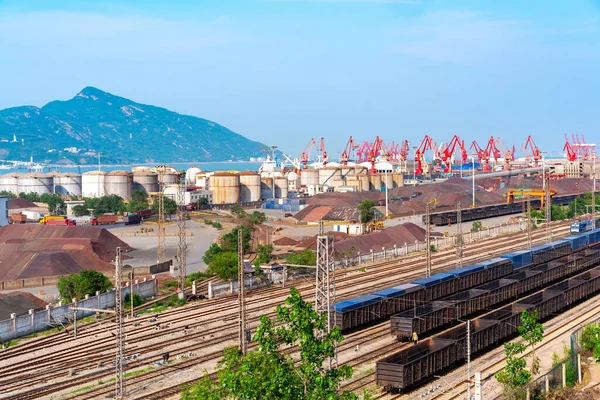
<box><xmin>163</xmin><ymin>185</ymin><xmax>212</xmax><ymax>206</ymax></box>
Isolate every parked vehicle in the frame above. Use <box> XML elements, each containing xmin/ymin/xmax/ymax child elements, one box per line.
<box><xmin>135</xmin><ymin>209</ymin><xmax>153</xmax><ymax>220</ymax></box>
<box><xmin>284</xmin><ymin>213</ymin><xmax>293</xmax><ymax>217</ymax></box>
<box><xmin>40</xmin><ymin>215</ymin><xmax>66</xmax><ymax>224</ymax></box>
<box><xmin>91</xmin><ymin>215</ymin><xmax>118</xmax><ymax>226</ymax></box>
<box><xmin>123</xmin><ymin>214</ymin><xmax>141</xmax><ymax>225</ymax></box>
<box><xmin>22</xmin><ymin>211</ymin><xmax>41</xmax><ymax>222</ymax></box>
<box><xmin>9</xmin><ymin>214</ymin><xmax>27</xmax><ymax>224</ymax></box>
<box><xmin>46</xmin><ymin>218</ymin><xmax>76</xmax><ymax>226</ymax></box>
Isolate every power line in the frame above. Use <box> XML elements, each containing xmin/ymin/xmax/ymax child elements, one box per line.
<box><xmin>527</xmin><ymin>194</ymin><xmax>532</xmax><ymax>249</ymax></box>
<box><xmin>114</xmin><ymin>247</ymin><xmax>125</xmax><ymax>399</ymax></box>
<box><xmin>155</xmin><ymin>166</ymin><xmax>167</xmax><ymax>264</ymax></box>
<box><xmin>238</xmin><ymin>229</ymin><xmax>248</xmax><ymax>355</ymax></box>
<box><xmin>455</xmin><ymin>201</ymin><xmax>463</xmax><ymax>269</ymax></box>
<box><xmin>176</xmin><ymin>171</ymin><xmax>187</xmax><ymax>301</ymax></box>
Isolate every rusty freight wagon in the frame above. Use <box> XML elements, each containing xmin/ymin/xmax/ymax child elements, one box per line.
<box><xmin>373</xmin><ymin>284</ymin><xmax>424</xmax><ymax>318</ymax></box>
<box><xmin>476</xmin><ymin>257</ymin><xmax>513</xmax><ymax>281</ymax></box>
<box><xmin>442</xmin><ymin>289</ymin><xmax>490</xmax><ymax>320</ymax></box>
<box><xmin>333</xmin><ymin>294</ymin><xmax>383</xmax><ymax>330</ymax></box>
<box><xmin>437</xmin><ymin>319</ymin><xmax>500</xmax><ymax>359</ymax></box>
<box><xmin>412</xmin><ymin>273</ymin><xmax>457</xmax><ymax>302</ymax></box>
<box><xmin>448</xmin><ymin>265</ymin><xmax>486</xmax><ymax>291</ymax></box>
<box><xmin>474</xmin><ymin>278</ymin><xmax>518</xmax><ymax>307</ymax></box>
<box><xmin>390</xmin><ymin>301</ymin><xmax>455</xmax><ymax>339</ymax></box>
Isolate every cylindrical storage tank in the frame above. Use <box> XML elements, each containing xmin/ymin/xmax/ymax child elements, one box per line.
<box><xmin>162</xmin><ymin>171</ymin><xmax>179</xmax><ymax>186</ymax></box>
<box><xmin>382</xmin><ymin>173</ymin><xmax>394</xmax><ymax>190</ymax></box>
<box><xmin>18</xmin><ymin>173</ymin><xmax>54</xmax><ymax>195</ymax></box>
<box><xmin>393</xmin><ymin>173</ymin><xmax>404</xmax><ymax>188</ymax></box>
<box><xmin>261</xmin><ymin>178</ymin><xmax>273</xmax><ymax>200</ymax></box>
<box><xmin>345</xmin><ymin>177</ymin><xmax>360</xmax><ymax>190</ymax></box>
<box><xmin>133</xmin><ymin>170</ymin><xmax>159</xmax><ymax>194</ymax></box>
<box><xmin>239</xmin><ymin>172</ymin><xmax>261</xmax><ymax>202</ymax></box>
<box><xmin>274</xmin><ymin>177</ymin><xmax>288</xmax><ymax>198</ymax></box>
<box><xmin>300</xmin><ymin>169</ymin><xmax>319</xmax><ymax>187</ymax></box>
<box><xmin>82</xmin><ymin>171</ymin><xmax>107</xmax><ymax>197</ymax></box>
<box><xmin>358</xmin><ymin>174</ymin><xmax>369</xmax><ymax>192</ymax></box>
<box><xmin>0</xmin><ymin>174</ymin><xmax>18</xmax><ymax>194</ymax></box>
<box><xmin>210</xmin><ymin>173</ymin><xmax>240</xmax><ymax>204</ymax></box>
<box><xmin>104</xmin><ymin>171</ymin><xmax>133</xmax><ymax>200</ymax></box>
<box><xmin>186</xmin><ymin>166</ymin><xmax>202</xmax><ymax>186</ymax></box>
<box><xmin>318</xmin><ymin>167</ymin><xmax>340</xmax><ymax>187</ymax></box>
<box><xmin>53</xmin><ymin>173</ymin><xmax>82</xmax><ymax>196</ymax></box>
<box><xmin>370</xmin><ymin>174</ymin><xmax>382</xmax><ymax>191</ymax></box>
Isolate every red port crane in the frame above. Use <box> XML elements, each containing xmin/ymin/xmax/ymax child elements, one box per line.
<box><xmin>414</xmin><ymin>134</ymin><xmax>436</xmax><ymax>175</ymax></box>
<box><xmin>470</xmin><ymin>140</ymin><xmax>490</xmax><ymax>172</ymax></box>
<box><xmin>367</xmin><ymin>136</ymin><xmax>386</xmax><ymax>173</ymax></box>
<box><xmin>439</xmin><ymin>135</ymin><xmax>467</xmax><ymax>173</ymax></box>
<box><xmin>356</xmin><ymin>141</ymin><xmax>371</xmax><ymax>163</ymax></box>
<box><xmin>339</xmin><ymin>136</ymin><xmax>356</xmax><ymax>165</ymax></box>
<box><xmin>496</xmin><ymin>137</ymin><xmax>516</xmax><ymax>171</ymax></box>
<box><xmin>320</xmin><ymin>137</ymin><xmax>329</xmax><ymax>166</ymax></box>
<box><xmin>300</xmin><ymin>138</ymin><xmax>317</xmax><ymax>168</ymax></box>
<box><xmin>564</xmin><ymin>134</ymin><xmax>577</xmax><ymax>162</ymax></box>
<box><xmin>524</xmin><ymin>135</ymin><xmax>542</xmax><ymax>167</ymax></box>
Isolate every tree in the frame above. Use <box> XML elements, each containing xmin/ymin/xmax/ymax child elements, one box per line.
<box><xmin>57</xmin><ymin>270</ymin><xmax>113</xmax><ymax>301</ymax></box>
<box><xmin>207</xmin><ymin>252</ymin><xmax>239</xmax><ymax>281</ymax></box>
<box><xmin>471</xmin><ymin>221</ymin><xmax>482</xmax><ymax>232</ymax></box>
<box><xmin>286</xmin><ymin>249</ymin><xmax>317</xmax><ymax>266</ymax></box>
<box><xmin>203</xmin><ymin>243</ymin><xmax>224</xmax><ymax>264</ymax></box>
<box><xmin>248</xmin><ymin>211</ymin><xmax>267</xmax><ymax>225</ymax></box>
<box><xmin>256</xmin><ymin>244</ymin><xmax>273</xmax><ymax>264</ymax></box>
<box><xmin>131</xmin><ymin>189</ymin><xmax>148</xmax><ymax>204</ymax></box>
<box><xmin>19</xmin><ymin>192</ymin><xmax>40</xmax><ymax>202</ymax></box>
<box><xmin>357</xmin><ymin>199</ymin><xmax>376</xmax><ymax>223</ymax></box>
<box><xmin>85</xmin><ymin>195</ymin><xmax>125</xmax><ymax>216</ymax></box>
<box><xmin>181</xmin><ymin>288</ymin><xmax>357</xmax><ymax>400</ymax></box>
<box><xmin>495</xmin><ymin>342</ymin><xmax>531</xmax><ymax>392</ymax></box>
<box><xmin>0</xmin><ymin>191</ymin><xmax>16</xmax><ymax>198</ymax></box>
<box><xmin>151</xmin><ymin>197</ymin><xmax>177</xmax><ymax>216</ymax></box>
<box><xmin>71</xmin><ymin>205</ymin><xmax>90</xmax><ymax>216</ymax></box>
<box><xmin>40</xmin><ymin>193</ymin><xmax>66</xmax><ymax>215</ymax></box>
<box><xmin>229</xmin><ymin>204</ymin><xmax>246</xmax><ymax>219</ymax></box>
<box><xmin>519</xmin><ymin>310</ymin><xmax>544</xmax><ymax>375</ymax></box>
<box><xmin>220</xmin><ymin>226</ymin><xmax>252</xmax><ymax>253</ymax></box>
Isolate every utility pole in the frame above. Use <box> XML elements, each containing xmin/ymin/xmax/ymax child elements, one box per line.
<box><xmin>129</xmin><ymin>271</ymin><xmax>134</xmax><ymax>319</ymax></box>
<box><xmin>425</xmin><ymin>199</ymin><xmax>436</xmax><ymax>277</ymax></box>
<box><xmin>238</xmin><ymin>229</ymin><xmax>248</xmax><ymax>355</ymax></box>
<box><xmin>455</xmin><ymin>201</ymin><xmax>463</xmax><ymax>268</ymax></box>
<box><xmin>466</xmin><ymin>320</ymin><xmax>471</xmax><ymax>400</ymax></box>
<box><xmin>176</xmin><ymin>171</ymin><xmax>187</xmax><ymax>301</ymax></box>
<box><xmin>527</xmin><ymin>195</ymin><xmax>532</xmax><ymax>249</ymax></box>
<box><xmin>114</xmin><ymin>247</ymin><xmax>125</xmax><ymax>399</ymax></box>
<box><xmin>593</xmin><ymin>157</ymin><xmax>596</xmax><ymax>229</ymax></box>
<box><xmin>315</xmin><ymin>220</ymin><xmax>337</xmax><ymax>368</ymax></box>
<box><xmin>545</xmin><ymin>174</ymin><xmax>551</xmax><ymax>244</ymax></box>
<box><xmin>155</xmin><ymin>166</ymin><xmax>167</xmax><ymax>263</ymax></box>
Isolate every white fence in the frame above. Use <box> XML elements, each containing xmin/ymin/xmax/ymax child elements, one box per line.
<box><xmin>0</xmin><ymin>277</ymin><xmax>158</xmax><ymax>342</ymax></box>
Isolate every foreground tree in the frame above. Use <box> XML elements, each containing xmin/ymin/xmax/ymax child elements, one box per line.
<box><xmin>519</xmin><ymin>310</ymin><xmax>544</xmax><ymax>375</ymax></box>
<box><xmin>357</xmin><ymin>199</ymin><xmax>376</xmax><ymax>223</ymax></box>
<box><xmin>207</xmin><ymin>252</ymin><xmax>239</xmax><ymax>281</ymax></box>
<box><xmin>57</xmin><ymin>270</ymin><xmax>113</xmax><ymax>301</ymax></box>
<box><xmin>182</xmin><ymin>288</ymin><xmax>356</xmax><ymax>400</ymax></box>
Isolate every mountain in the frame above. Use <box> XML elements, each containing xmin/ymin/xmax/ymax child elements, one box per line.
<box><xmin>0</xmin><ymin>87</ymin><xmax>266</xmax><ymax>165</ymax></box>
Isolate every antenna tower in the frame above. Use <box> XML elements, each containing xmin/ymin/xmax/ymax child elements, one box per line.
<box><xmin>176</xmin><ymin>171</ymin><xmax>187</xmax><ymax>300</ymax></box>
<box><xmin>114</xmin><ymin>247</ymin><xmax>125</xmax><ymax>398</ymax></box>
<box><xmin>315</xmin><ymin>220</ymin><xmax>337</xmax><ymax>368</ymax></box>
<box><xmin>455</xmin><ymin>201</ymin><xmax>463</xmax><ymax>268</ymax></box>
<box><xmin>238</xmin><ymin>229</ymin><xmax>248</xmax><ymax>355</ymax></box>
<box><xmin>156</xmin><ymin>166</ymin><xmax>167</xmax><ymax>263</ymax></box>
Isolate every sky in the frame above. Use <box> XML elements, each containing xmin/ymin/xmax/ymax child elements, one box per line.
<box><xmin>1</xmin><ymin>0</ymin><xmax>600</xmax><ymax>159</ymax></box>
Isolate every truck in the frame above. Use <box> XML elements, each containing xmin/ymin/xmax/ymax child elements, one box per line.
<box><xmin>91</xmin><ymin>215</ymin><xmax>118</xmax><ymax>226</ymax></box>
<box><xmin>9</xmin><ymin>213</ymin><xmax>27</xmax><ymax>224</ymax></box>
<box><xmin>123</xmin><ymin>214</ymin><xmax>141</xmax><ymax>225</ymax></box>
<box><xmin>46</xmin><ymin>218</ymin><xmax>76</xmax><ymax>226</ymax></box>
<box><xmin>40</xmin><ymin>215</ymin><xmax>66</xmax><ymax>224</ymax></box>
<box><xmin>135</xmin><ymin>209</ymin><xmax>153</xmax><ymax>220</ymax></box>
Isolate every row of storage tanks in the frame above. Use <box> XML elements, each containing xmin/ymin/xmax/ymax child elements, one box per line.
<box><xmin>299</xmin><ymin>166</ymin><xmax>404</xmax><ymax>192</ymax></box>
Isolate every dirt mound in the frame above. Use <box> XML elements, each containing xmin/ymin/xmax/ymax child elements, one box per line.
<box><xmin>293</xmin><ymin>205</ymin><xmax>360</xmax><ymax>223</ymax></box>
<box><xmin>0</xmin><ymin>225</ymin><xmax>133</xmax><ymax>280</ymax></box>
<box><xmin>334</xmin><ymin>223</ymin><xmax>442</xmax><ymax>254</ymax></box>
<box><xmin>273</xmin><ymin>237</ymin><xmax>299</xmax><ymax>246</ymax></box>
<box><xmin>8</xmin><ymin>198</ymin><xmax>37</xmax><ymax>209</ymax></box>
<box><xmin>478</xmin><ymin>176</ymin><xmax>593</xmax><ymax>195</ymax></box>
<box><xmin>0</xmin><ymin>292</ymin><xmax>48</xmax><ymax>319</ymax></box>
<box><xmin>296</xmin><ymin>231</ymin><xmax>350</xmax><ymax>250</ymax></box>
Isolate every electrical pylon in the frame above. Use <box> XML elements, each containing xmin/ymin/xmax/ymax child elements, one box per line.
<box><xmin>114</xmin><ymin>247</ymin><xmax>125</xmax><ymax>399</ymax></box>
<box><xmin>238</xmin><ymin>229</ymin><xmax>248</xmax><ymax>355</ymax></box>
<box><xmin>527</xmin><ymin>194</ymin><xmax>532</xmax><ymax>249</ymax></box>
<box><xmin>315</xmin><ymin>220</ymin><xmax>337</xmax><ymax>368</ymax></box>
<box><xmin>455</xmin><ymin>201</ymin><xmax>463</xmax><ymax>268</ymax></box>
<box><xmin>425</xmin><ymin>198</ymin><xmax>437</xmax><ymax>277</ymax></box>
<box><xmin>545</xmin><ymin>175</ymin><xmax>551</xmax><ymax>244</ymax></box>
<box><xmin>155</xmin><ymin>166</ymin><xmax>167</xmax><ymax>263</ymax></box>
<box><xmin>176</xmin><ymin>171</ymin><xmax>187</xmax><ymax>300</ymax></box>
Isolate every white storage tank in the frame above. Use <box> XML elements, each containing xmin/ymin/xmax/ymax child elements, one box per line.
<box><xmin>18</xmin><ymin>173</ymin><xmax>54</xmax><ymax>195</ymax></box>
<box><xmin>162</xmin><ymin>171</ymin><xmax>179</xmax><ymax>186</ymax></box>
<box><xmin>239</xmin><ymin>172</ymin><xmax>261</xmax><ymax>202</ymax></box>
<box><xmin>274</xmin><ymin>177</ymin><xmax>288</xmax><ymax>198</ymax></box>
<box><xmin>186</xmin><ymin>166</ymin><xmax>202</xmax><ymax>186</ymax></box>
<box><xmin>53</xmin><ymin>173</ymin><xmax>82</xmax><ymax>196</ymax></box>
<box><xmin>82</xmin><ymin>171</ymin><xmax>107</xmax><ymax>198</ymax></box>
<box><xmin>133</xmin><ymin>170</ymin><xmax>159</xmax><ymax>193</ymax></box>
<box><xmin>210</xmin><ymin>173</ymin><xmax>240</xmax><ymax>204</ymax></box>
<box><xmin>358</xmin><ymin>174</ymin><xmax>369</xmax><ymax>192</ymax></box>
<box><xmin>300</xmin><ymin>169</ymin><xmax>319</xmax><ymax>187</ymax></box>
<box><xmin>0</xmin><ymin>174</ymin><xmax>18</xmax><ymax>194</ymax></box>
<box><xmin>318</xmin><ymin>167</ymin><xmax>341</xmax><ymax>187</ymax></box>
<box><xmin>105</xmin><ymin>170</ymin><xmax>133</xmax><ymax>200</ymax></box>
<box><xmin>369</xmin><ymin>174</ymin><xmax>382</xmax><ymax>191</ymax></box>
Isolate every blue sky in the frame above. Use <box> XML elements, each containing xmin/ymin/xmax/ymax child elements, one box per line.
<box><xmin>1</xmin><ymin>0</ymin><xmax>599</xmax><ymax>158</ymax></box>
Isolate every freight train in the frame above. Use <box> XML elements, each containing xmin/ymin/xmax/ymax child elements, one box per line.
<box><xmin>422</xmin><ymin>194</ymin><xmax>579</xmax><ymax>226</ymax></box>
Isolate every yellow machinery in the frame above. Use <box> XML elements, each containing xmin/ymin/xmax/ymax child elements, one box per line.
<box><xmin>367</xmin><ymin>221</ymin><xmax>384</xmax><ymax>231</ymax></box>
<box><xmin>505</xmin><ymin>188</ymin><xmax>556</xmax><ymax>208</ymax></box>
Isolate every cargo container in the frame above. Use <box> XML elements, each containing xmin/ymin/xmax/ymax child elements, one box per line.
<box><xmin>46</xmin><ymin>218</ymin><xmax>76</xmax><ymax>226</ymax></box>
<box><xmin>9</xmin><ymin>214</ymin><xmax>27</xmax><ymax>224</ymax></box>
<box><xmin>135</xmin><ymin>209</ymin><xmax>153</xmax><ymax>219</ymax></box>
<box><xmin>334</xmin><ymin>295</ymin><xmax>383</xmax><ymax>329</ymax></box>
<box><xmin>124</xmin><ymin>214</ymin><xmax>141</xmax><ymax>225</ymax></box>
<box><xmin>390</xmin><ymin>301</ymin><xmax>455</xmax><ymax>339</ymax></box>
<box><xmin>412</xmin><ymin>273</ymin><xmax>457</xmax><ymax>301</ymax></box>
<box><xmin>373</xmin><ymin>284</ymin><xmax>424</xmax><ymax>317</ymax></box>
<box><xmin>40</xmin><ymin>215</ymin><xmax>66</xmax><ymax>224</ymax></box>
<box><xmin>476</xmin><ymin>257</ymin><xmax>513</xmax><ymax>281</ymax></box>
<box><xmin>563</xmin><ymin>235</ymin><xmax>588</xmax><ymax>251</ymax></box>
<box><xmin>91</xmin><ymin>215</ymin><xmax>118</xmax><ymax>225</ymax></box>
<box><xmin>22</xmin><ymin>210</ymin><xmax>41</xmax><ymax>221</ymax></box>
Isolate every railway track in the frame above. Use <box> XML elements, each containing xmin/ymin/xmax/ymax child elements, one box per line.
<box><xmin>0</xmin><ymin>222</ymin><xmax>573</xmax><ymax>399</ymax></box>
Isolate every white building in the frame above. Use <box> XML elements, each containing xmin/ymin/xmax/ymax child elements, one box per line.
<box><xmin>0</xmin><ymin>197</ymin><xmax>8</xmax><ymax>227</ymax></box>
<box><xmin>164</xmin><ymin>186</ymin><xmax>213</xmax><ymax>205</ymax></box>
<box><xmin>333</xmin><ymin>223</ymin><xmax>364</xmax><ymax>235</ymax></box>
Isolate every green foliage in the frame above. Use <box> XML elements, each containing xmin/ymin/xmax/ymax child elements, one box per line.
<box><xmin>139</xmin><ymin>295</ymin><xmax>186</xmax><ymax>314</ymax></box>
<box><xmin>0</xmin><ymin>190</ymin><xmax>16</xmax><ymax>198</ymax></box>
<box><xmin>124</xmin><ymin>293</ymin><xmax>144</xmax><ymax>308</ymax></box>
<box><xmin>207</xmin><ymin>252</ymin><xmax>239</xmax><ymax>281</ymax></box>
<box><xmin>256</xmin><ymin>244</ymin><xmax>273</xmax><ymax>264</ymax></box>
<box><xmin>185</xmin><ymin>271</ymin><xmax>214</xmax><ymax>286</ymax></box>
<box><xmin>71</xmin><ymin>205</ymin><xmax>90</xmax><ymax>216</ymax></box>
<box><xmin>127</xmin><ymin>190</ymin><xmax>150</xmax><ymax>213</ymax></box>
<box><xmin>203</xmin><ymin>243</ymin><xmax>224</xmax><ymax>264</ymax></box>
<box><xmin>19</xmin><ymin>192</ymin><xmax>40</xmax><ymax>202</ymax></box>
<box><xmin>286</xmin><ymin>249</ymin><xmax>317</xmax><ymax>266</ymax></box>
<box><xmin>85</xmin><ymin>195</ymin><xmax>125</xmax><ymax>216</ymax></box>
<box><xmin>212</xmin><ymin>221</ymin><xmax>222</xmax><ymax>229</ymax></box>
<box><xmin>220</xmin><ymin>226</ymin><xmax>252</xmax><ymax>253</ymax></box>
<box><xmin>579</xmin><ymin>323</ymin><xmax>600</xmax><ymax>360</ymax></box>
<box><xmin>358</xmin><ymin>199</ymin><xmax>376</xmax><ymax>223</ymax></box>
<box><xmin>471</xmin><ymin>221</ymin><xmax>482</xmax><ymax>232</ymax></box>
<box><xmin>151</xmin><ymin>197</ymin><xmax>177</xmax><ymax>216</ymax></box>
<box><xmin>182</xmin><ymin>288</ymin><xmax>357</xmax><ymax>400</ymax></box>
<box><xmin>429</xmin><ymin>244</ymin><xmax>436</xmax><ymax>252</ymax></box>
<box><xmin>203</xmin><ymin>219</ymin><xmax>213</xmax><ymax>225</ymax></box>
<box><xmin>495</xmin><ymin>342</ymin><xmax>531</xmax><ymax>391</ymax></box>
<box><xmin>57</xmin><ymin>270</ymin><xmax>112</xmax><ymax>301</ymax></box>
<box><xmin>248</xmin><ymin>211</ymin><xmax>267</xmax><ymax>225</ymax></box>
<box><xmin>229</xmin><ymin>204</ymin><xmax>245</xmax><ymax>219</ymax></box>
<box><xmin>39</xmin><ymin>193</ymin><xmax>66</xmax><ymax>214</ymax></box>
<box><xmin>519</xmin><ymin>310</ymin><xmax>544</xmax><ymax>375</ymax></box>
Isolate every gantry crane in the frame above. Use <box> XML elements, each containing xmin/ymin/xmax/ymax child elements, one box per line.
<box><xmin>300</xmin><ymin>138</ymin><xmax>318</xmax><ymax>168</ymax></box>
<box><xmin>367</xmin><ymin>136</ymin><xmax>386</xmax><ymax>173</ymax></box>
<box><xmin>496</xmin><ymin>137</ymin><xmax>516</xmax><ymax>171</ymax></box>
<box><xmin>356</xmin><ymin>141</ymin><xmax>371</xmax><ymax>163</ymax></box>
<box><xmin>339</xmin><ymin>136</ymin><xmax>356</xmax><ymax>165</ymax></box>
<box><xmin>414</xmin><ymin>134</ymin><xmax>436</xmax><ymax>175</ymax></box>
<box><xmin>470</xmin><ymin>136</ymin><xmax>500</xmax><ymax>173</ymax></box>
<box><xmin>524</xmin><ymin>135</ymin><xmax>542</xmax><ymax>167</ymax></box>
<box><xmin>439</xmin><ymin>135</ymin><xmax>467</xmax><ymax>173</ymax></box>
<box><xmin>320</xmin><ymin>137</ymin><xmax>329</xmax><ymax>166</ymax></box>
<box><xmin>564</xmin><ymin>134</ymin><xmax>578</xmax><ymax>162</ymax></box>
<box><xmin>399</xmin><ymin>140</ymin><xmax>409</xmax><ymax>172</ymax></box>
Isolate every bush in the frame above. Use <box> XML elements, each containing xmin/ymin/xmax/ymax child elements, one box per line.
<box><xmin>204</xmin><ymin>219</ymin><xmax>213</xmax><ymax>225</ymax></box>
<box><xmin>124</xmin><ymin>293</ymin><xmax>144</xmax><ymax>308</ymax></box>
<box><xmin>57</xmin><ymin>270</ymin><xmax>112</xmax><ymax>301</ymax></box>
<box><xmin>286</xmin><ymin>249</ymin><xmax>316</xmax><ymax>266</ymax></box>
<box><xmin>471</xmin><ymin>221</ymin><xmax>482</xmax><ymax>232</ymax></box>
<box><xmin>212</xmin><ymin>221</ymin><xmax>222</xmax><ymax>229</ymax></box>
<box><xmin>185</xmin><ymin>271</ymin><xmax>214</xmax><ymax>286</ymax></box>
<box><xmin>207</xmin><ymin>252</ymin><xmax>239</xmax><ymax>281</ymax></box>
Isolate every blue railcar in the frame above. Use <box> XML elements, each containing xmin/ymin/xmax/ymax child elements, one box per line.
<box><xmin>412</xmin><ymin>272</ymin><xmax>457</xmax><ymax>300</ymax></box>
<box><xmin>563</xmin><ymin>235</ymin><xmax>589</xmax><ymax>251</ymax></box>
<box><xmin>571</xmin><ymin>220</ymin><xmax>593</xmax><ymax>234</ymax></box>
<box><xmin>500</xmin><ymin>250</ymin><xmax>533</xmax><ymax>270</ymax></box>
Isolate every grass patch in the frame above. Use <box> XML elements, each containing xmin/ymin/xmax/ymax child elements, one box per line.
<box><xmin>138</xmin><ymin>296</ymin><xmax>186</xmax><ymax>315</ymax></box>
<box><xmin>69</xmin><ymin>384</ymin><xmax>95</xmax><ymax>394</ymax></box>
<box><xmin>358</xmin><ymin>268</ymin><xmax>366</xmax><ymax>273</ymax></box>
<box><xmin>185</xmin><ymin>271</ymin><xmax>214</xmax><ymax>286</ymax></box>
<box><xmin>125</xmin><ymin>366</ymin><xmax>155</xmax><ymax>378</ymax></box>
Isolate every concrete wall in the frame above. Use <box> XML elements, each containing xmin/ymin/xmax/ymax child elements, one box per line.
<box><xmin>0</xmin><ymin>277</ymin><xmax>157</xmax><ymax>342</ymax></box>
